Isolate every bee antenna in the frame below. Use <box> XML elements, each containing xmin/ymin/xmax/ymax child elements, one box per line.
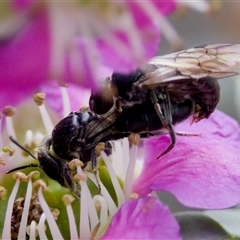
<box><xmin>6</xmin><ymin>163</ymin><xmax>40</xmax><ymax>174</ymax></box>
<box><xmin>9</xmin><ymin>135</ymin><xmax>37</xmax><ymax>160</ymax></box>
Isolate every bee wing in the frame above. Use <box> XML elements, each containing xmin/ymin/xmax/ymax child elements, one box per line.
<box><xmin>137</xmin><ymin>44</ymin><xmax>240</xmax><ymax>89</ymax></box>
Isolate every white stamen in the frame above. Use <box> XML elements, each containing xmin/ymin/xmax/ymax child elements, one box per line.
<box><xmin>101</xmin><ymin>151</ymin><xmax>125</xmax><ymax>205</ymax></box>
<box><xmin>38</xmin><ymin>105</ymin><xmax>54</xmax><ymax>135</ymax></box>
<box><xmin>90</xmin><ymin>17</ymin><xmax>135</xmax><ymax>65</ymax></box>
<box><xmin>65</xmin><ymin>203</ymin><xmax>79</xmax><ymax>239</ymax></box>
<box><xmin>29</xmin><ymin>221</ymin><xmax>36</xmax><ymax>240</ymax></box>
<box><xmin>18</xmin><ymin>179</ymin><xmax>33</xmax><ymax>239</ymax></box>
<box><xmin>6</xmin><ymin>115</ymin><xmax>16</xmax><ymax>140</ymax></box>
<box><xmin>25</xmin><ymin>130</ymin><xmax>33</xmax><ymax>147</ymax></box>
<box><xmin>124</xmin><ymin>145</ymin><xmax>138</xmax><ymax>199</ymax></box>
<box><xmin>86</xmin><ymin>172</ymin><xmax>118</xmax><ymax>217</ymax></box>
<box><xmin>112</xmin><ymin>140</ymin><xmax>128</xmax><ymax>181</ymax></box>
<box><xmin>86</xmin><ymin>190</ymin><xmax>99</xmax><ymax>232</ymax></box>
<box><xmin>38</xmin><ymin>214</ymin><xmax>48</xmax><ymax>239</ymax></box>
<box><xmin>135</xmin><ymin>1</ymin><xmax>184</xmax><ymax>50</ymax></box>
<box><xmin>60</xmin><ymin>86</ymin><xmax>71</xmax><ymax>118</ymax></box>
<box><xmin>93</xmin><ymin>195</ymin><xmax>108</xmax><ymax>233</ymax></box>
<box><xmin>176</xmin><ymin>0</ymin><xmax>210</xmax><ymax>13</ymax></box>
<box><xmin>77</xmin><ymin>166</ymin><xmax>91</xmax><ymax>239</ymax></box>
<box><xmin>38</xmin><ymin>186</ymin><xmax>63</xmax><ymax>239</ymax></box>
<box><xmin>2</xmin><ymin>178</ymin><xmax>20</xmax><ymax>239</ymax></box>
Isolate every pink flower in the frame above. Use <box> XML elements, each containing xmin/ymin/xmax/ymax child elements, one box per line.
<box><xmin>0</xmin><ymin>1</ymin><xmax>177</xmax><ymax>109</ymax></box>
<box><xmin>133</xmin><ymin>110</ymin><xmax>240</xmax><ymax>209</ymax></box>
<box><xmin>1</xmin><ymin>79</ymin><xmax>240</xmax><ymax>239</ymax></box>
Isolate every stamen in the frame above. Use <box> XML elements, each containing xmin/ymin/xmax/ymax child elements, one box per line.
<box><xmin>111</xmin><ymin>140</ymin><xmax>129</xmax><ymax>181</ymax></box>
<box><xmin>36</xmin><ymin>180</ymin><xmax>63</xmax><ymax>239</ymax></box>
<box><xmin>0</xmin><ymin>156</ymin><xmax>6</xmax><ymax>166</ymax></box>
<box><xmin>86</xmin><ymin>172</ymin><xmax>118</xmax><ymax>217</ymax></box>
<box><xmin>2</xmin><ymin>173</ymin><xmax>24</xmax><ymax>239</ymax></box>
<box><xmin>176</xmin><ymin>0</ymin><xmax>211</xmax><ymax>13</ymax></box>
<box><xmin>27</xmin><ymin>221</ymin><xmax>37</xmax><ymax>239</ymax></box>
<box><xmin>93</xmin><ymin>195</ymin><xmax>108</xmax><ymax>233</ymax></box>
<box><xmin>60</xmin><ymin>86</ymin><xmax>71</xmax><ymax>117</ymax></box>
<box><xmin>38</xmin><ymin>213</ymin><xmax>47</xmax><ymax>239</ymax></box>
<box><xmin>135</xmin><ymin>1</ymin><xmax>184</xmax><ymax>51</ymax></box>
<box><xmin>62</xmin><ymin>194</ymin><xmax>79</xmax><ymax>239</ymax></box>
<box><xmin>18</xmin><ymin>174</ymin><xmax>35</xmax><ymax>239</ymax></box>
<box><xmin>2</xmin><ymin>145</ymin><xmax>15</xmax><ymax>156</ymax></box>
<box><xmin>100</xmin><ymin>151</ymin><xmax>125</xmax><ymax>205</ymax></box>
<box><xmin>77</xmin><ymin>166</ymin><xmax>91</xmax><ymax>239</ymax></box>
<box><xmin>124</xmin><ymin>144</ymin><xmax>138</xmax><ymax>199</ymax></box>
<box><xmin>33</xmin><ymin>92</ymin><xmax>54</xmax><ymax>134</ymax></box>
<box><xmin>0</xmin><ymin>186</ymin><xmax>7</xmax><ymax>200</ymax></box>
<box><xmin>1</xmin><ymin>106</ymin><xmax>17</xmax><ymax>139</ymax></box>
<box><xmin>33</xmin><ymin>92</ymin><xmax>46</xmax><ymax>106</ymax></box>
<box><xmin>69</xmin><ymin>159</ymin><xmax>84</xmax><ymax>170</ymax></box>
<box><xmin>129</xmin><ymin>193</ymin><xmax>139</xmax><ymax>200</ymax></box>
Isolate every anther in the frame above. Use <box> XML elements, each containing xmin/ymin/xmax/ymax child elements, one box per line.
<box><xmin>69</xmin><ymin>159</ymin><xmax>84</xmax><ymax>170</ymax></box>
<box><xmin>33</xmin><ymin>92</ymin><xmax>46</xmax><ymax>106</ymax></box>
<box><xmin>2</xmin><ymin>145</ymin><xmax>15</xmax><ymax>156</ymax></box>
<box><xmin>95</xmin><ymin>142</ymin><xmax>105</xmax><ymax>156</ymax></box>
<box><xmin>128</xmin><ymin>133</ymin><xmax>141</xmax><ymax>145</ymax></box>
<box><xmin>74</xmin><ymin>173</ymin><xmax>87</xmax><ymax>182</ymax></box>
<box><xmin>1</xmin><ymin>106</ymin><xmax>16</xmax><ymax>117</ymax></box>
<box><xmin>13</xmin><ymin>172</ymin><xmax>27</xmax><ymax>181</ymax></box>
<box><xmin>27</xmin><ymin>171</ymin><xmax>40</xmax><ymax>181</ymax></box>
<box><xmin>52</xmin><ymin>209</ymin><xmax>60</xmax><ymax>220</ymax></box>
<box><xmin>33</xmin><ymin>180</ymin><xmax>48</xmax><ymax>191</ymax></box>
<box><xmin>129</xmin><ymin>193</ymin><xmax>139</xmax><ymax>200</ymax></box>
<box><xmin>0</xmin><ymin>157</ymin><xmax>6</xmax><ymax>166</ymax></box>
<box><xmin>62</xmin><ymin>194</ymin><xmax>75</xmax><ymax>205</ymax></box>
<box><xmin>0</xmin><ymin>186</ymin><xmax>7</xmax><ymax>200</ymax></box>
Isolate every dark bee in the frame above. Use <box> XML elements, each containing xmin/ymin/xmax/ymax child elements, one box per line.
<box><xmin>7</xmin><ymin>107</ymin><xmax>120</xmax><ymax>197</ymax></box>
<box><xmin>7</xmin><ymin>44</ymin><xmax>240</xmax><ymax>196</ymax></box>
<box><xmin>90</xmin><ymin>44</ymin><xmax>240</xmax><ymax>155</ymax></box>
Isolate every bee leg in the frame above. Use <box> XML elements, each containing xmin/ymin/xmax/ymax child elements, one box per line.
<box><xmin>176</xmin><ymin>132</ymin><xmax>201</xmax><ymax>137</ymax></box>
<box><xmin>150</xmin><ymin>89</ymin><xmax>177</xmax><ymax>158</ymax></box>
<box><xmin>157</xmin><ymin>124</ymin><xmax>176</xmax><ymax>159</ymax></box>
<box><xmin>150</xmin><ymin>90</ymin><xmax>168</xmax><ymax>126</ymax></box>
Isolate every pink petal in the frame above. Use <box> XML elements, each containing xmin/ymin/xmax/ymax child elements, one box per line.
<box><xmin>97</xmin><ymin>1</ymin><xmax>176</xmax><ymax>73</ymax></box>
<box><xmin>41</xmin><ymin>81</ymin><xmax>90</xmax><ymax>118</ymax></box>
<box><xmin>101</xmin><ymin>197</ymin><xmax>181</xmax><ymax>240</ymax></box>
<box><xmin>133</xmin><ymin>110</ymin><xmax>240</xmax><ymax>209</ymax></box>
<box><xmin>12</xmin><ymin>0</ymin><xmax>36</xmax><ymax>9</ymax></box>
<box><xmin>0</xmin><ymin>9</ymin><xmax>50</xmax><ymax>109</ymax></box>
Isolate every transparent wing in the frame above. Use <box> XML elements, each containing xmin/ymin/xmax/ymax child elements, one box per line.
<box><xmin>137</xmin><ymin>44</ymin><xmax>240</xmax><ymax>89</ymax></box>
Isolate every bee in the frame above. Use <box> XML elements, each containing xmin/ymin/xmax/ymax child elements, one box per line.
<box><xmin>7</xmin><ymin>44</ymin><xmax>240</xmax><ymax>196</ymax></box>
<box><xmin>90</xmin><ymin>43</ymin><xmax>240</xmax><ymax>156</ymax></box>
<box><xmin>7</xmin><ymin>107</ymin><xmax>119</xmax><ymax>197</ymax></box>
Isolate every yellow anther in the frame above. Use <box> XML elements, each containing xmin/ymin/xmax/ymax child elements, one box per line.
<box><xmin>62</xmin><ymin>194</ymin><xmax>75</xmax><ymax>205</ymax></box>
<box><xmin>69</xmin><ymin>159</ymin><xmax>84</xmax><ymax>170</ymax></box>
<box><xmin>95</xmin><ymin>142</ymin><xmax>105</xmax><ymax>156</ymax></box>
<box><xmin>13</xmin><ymin>172</ymin><xmax>27</xmax><ymax>181</ymax></box>
<box><xmin>52</xmin><ymin>208</ymin><xmax>60</xmax><ymax>220</ymax></box>
<box><xmin>2</xmin><ymin>145</ymin><xmax>15</xmax><ymax>156</ymax></box>
<box><xmin>128</xmin><ymin>133</ymin><xmax>141</xmax><ymax>145</ymax></box>
<box><xmin>33</xmin><ymin>92</ymin><xmax>46</xmax><ymax>106</ymax></box>
<box><xmin>74</xmin><ymin>173</ymin><xmax>87</xmax><ymax>182</ymax></box>
<box><xmin>0</xmin><ymin>186</ymin><xmax>7</xmax><ymax>200</ymax></box>
<box><xmin>33</xmin><ymin>180</ymin><xmax>47</xmax><ymax>191</ymax></box>
<box><xmin>0</xmin><ymin>157</ymin><xmax>6</xmax><ymax>166</ymax></box>
<box><xmin>1</xmin><ymin>106</ymin><xmax>16</xmax><ymax>117</ymax></box>
<box><xmin>27</xmin><ymin>171</ymin><xmax>40</xmax><ymax>181</ymax></box>
<box><xmin>129</xmin><ymin>193</ymin><xmax>139</xmax><ymax>200</ymax></box>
